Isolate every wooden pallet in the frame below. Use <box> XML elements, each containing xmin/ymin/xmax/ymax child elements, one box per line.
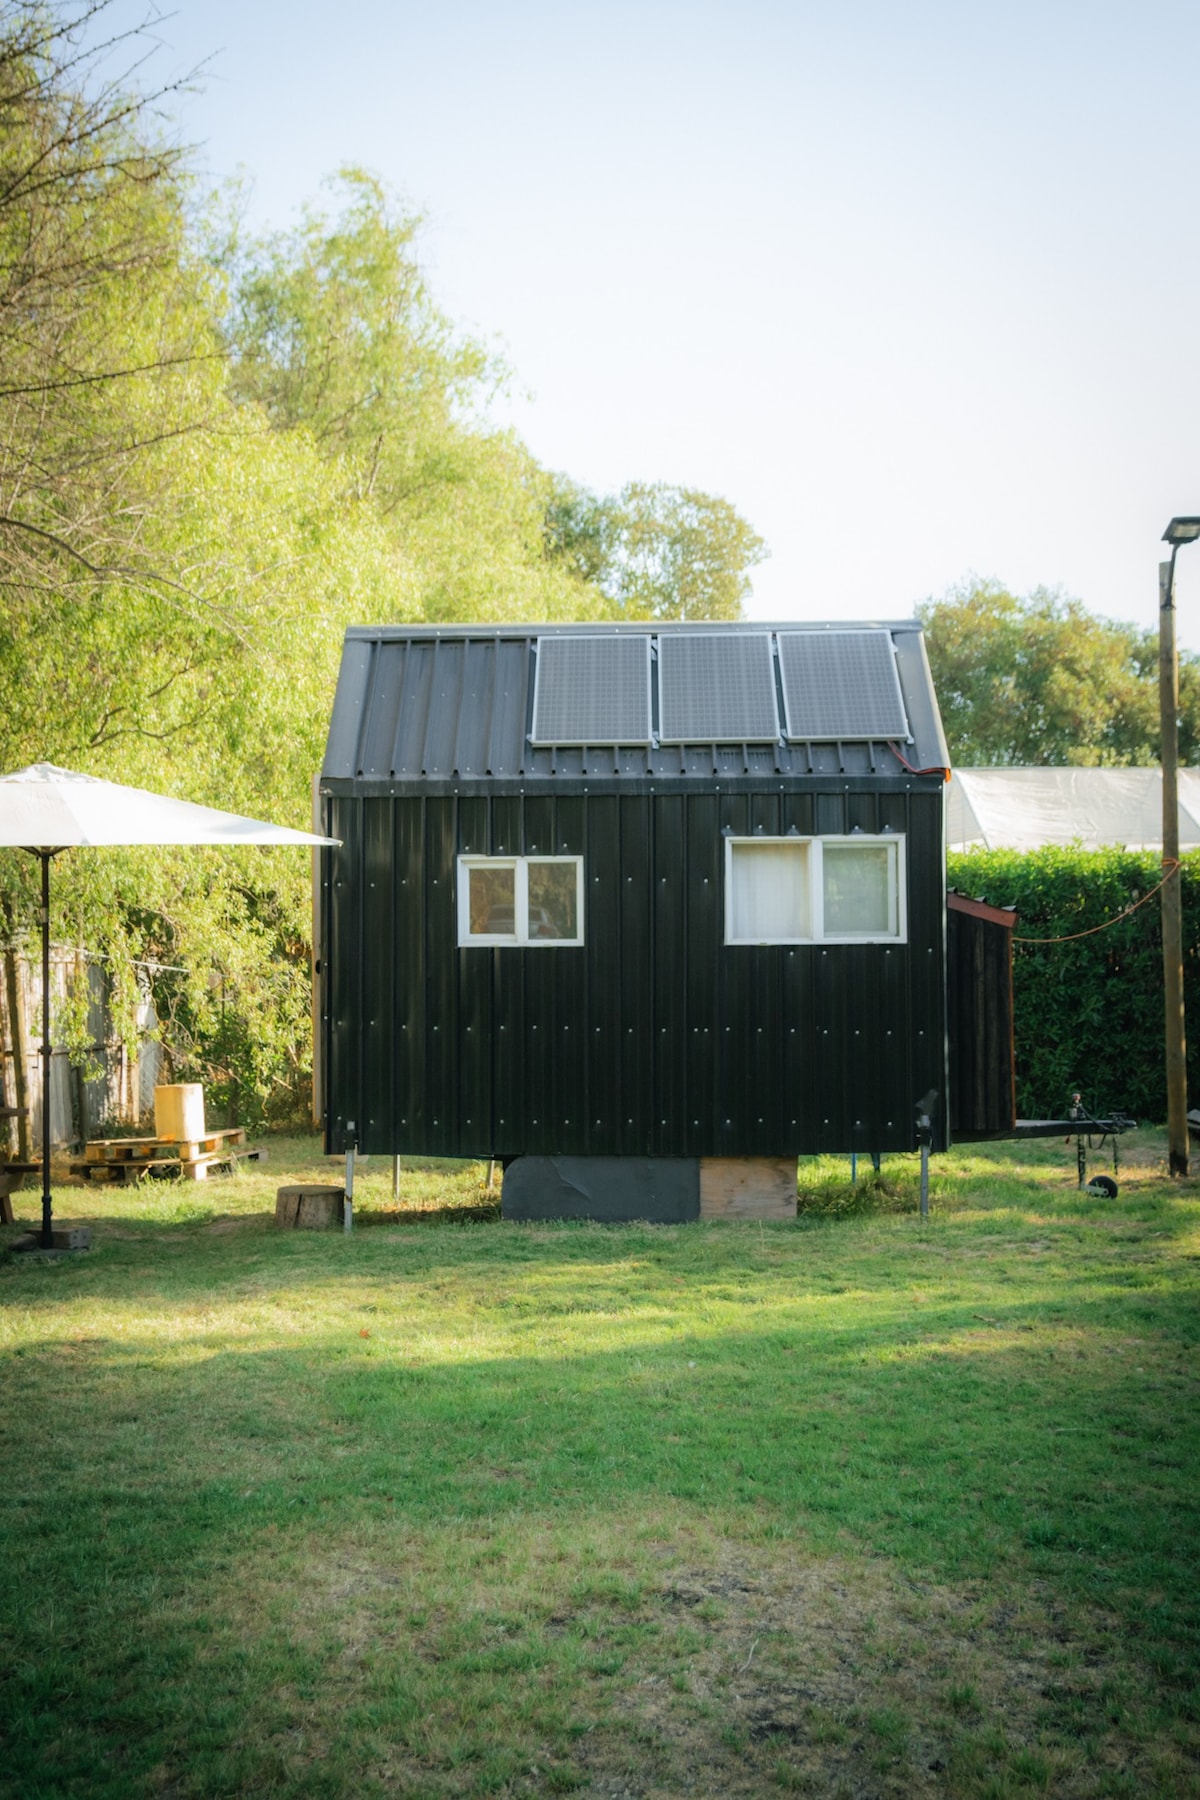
<box><xmin>70</xmin><ymin>1128</ymin><xmax>259</xmax><ymax>1184</ymax></box>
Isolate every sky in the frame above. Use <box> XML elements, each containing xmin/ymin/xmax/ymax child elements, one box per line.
<box><xmin>102</xmin><ymin>0</ymin><xmax>1200</xmax><ymax>643</ymax></box>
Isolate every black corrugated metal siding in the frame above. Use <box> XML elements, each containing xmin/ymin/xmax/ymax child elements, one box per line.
<box><xmin>320</xmin><ymin>782</ymin><xmax>948</xmax><ymax>1159</ymax></box>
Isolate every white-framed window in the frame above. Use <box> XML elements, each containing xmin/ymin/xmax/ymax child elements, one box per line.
<box><xmin>457</xmin><ymin>855</ymin><xmax>585</xmax><ymax>946</ymax></box>
<box><xmin>724</xmin><ymin>835</ymin><xmax>905</xmax><ymax>945</ymax></box>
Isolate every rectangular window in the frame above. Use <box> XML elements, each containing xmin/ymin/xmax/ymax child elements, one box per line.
<box><xmin>822</xmin><ymin>842</ymin><xmax>896</xmax><ymax>937</ymax></box>
<box><xmin>458</xmin><ymin>856</ymin><xmax>584</xmax><ymax>946</ymax></box>
<box><xmin>725</xmin><ymin>835</ymin><xmax>904</xmax><ymax>944</ymax></box>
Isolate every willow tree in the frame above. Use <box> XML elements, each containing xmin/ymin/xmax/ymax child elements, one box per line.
<box><xmin>225</xmin><ymin>170</ymin><xmax>603</xmax><ymax>624</ymax></box>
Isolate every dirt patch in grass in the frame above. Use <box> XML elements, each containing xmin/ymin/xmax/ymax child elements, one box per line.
<box><xmin>569</xmin><ymin>1540</ymin><xmax>1154</xmax><ymax>1800</ymax></box>
<box><xmin>201</xmin><ymin>1519</ymin><xmax>1192</xmax><ymax>1800</ymax></box>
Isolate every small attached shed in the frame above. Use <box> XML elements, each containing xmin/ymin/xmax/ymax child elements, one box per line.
<box><xmin>316</xmin><ymin>621</ymin><xmax>959</xmax><ymax>1219</ymax></box>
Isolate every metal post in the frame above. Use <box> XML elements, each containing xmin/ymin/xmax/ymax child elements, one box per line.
<box><xmin>914</xmin><ymin>1090</ymin><xmax>936</xmax><ymax>1219</ymax></box>
<box><xmin>392</xmin><ymin>1153</ymin><xmax>400</xmax><ymax>1204</ymax></box>
<box><xmin>39</xmin><ymin>850</ymin><xmax>52</xmax><ymax>1247</ymax></box>
<box><xmin>344</xmin><ymin>1127</ymin><xmax>355</xmax><ymax>1233</ymax></box>
<box><xmin>1160</xmin><ymin>557</ymin><xmax>1189</xmax><ymax>1176</ymax></box>
<box><xmin>1070</xmin><ymin>1093</ymin><xmax>1086</xmax><ymax>1190</ymax></box>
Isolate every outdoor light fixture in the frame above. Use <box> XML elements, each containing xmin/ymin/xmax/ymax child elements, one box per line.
<box><xmin>1159</xmin><ymin>521</ymin><xmax>1198</xmax><ymax>1176</ymax></box>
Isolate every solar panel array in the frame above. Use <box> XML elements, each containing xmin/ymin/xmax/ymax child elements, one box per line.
<box><xmin>528</xmin><ymin>629</ymin><xmax>909</xmax><ymax>748</ymax></box>
<box><xmin>658</xmin><ymin>632</ymin><xmax>779</xmax><ymax>743</ymax></box>
<box><xmin>531</xmin><ymin>635</ymin><xmax>653</xmax><ymax>745</ymax></box>
<box><xmin>778</xmin><ymin>631</ymin><xmax>909</xmax><ymax>741</ymax></box>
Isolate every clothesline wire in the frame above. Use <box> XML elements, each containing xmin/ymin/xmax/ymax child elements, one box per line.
<box><xmin>1013</xmin><ymin>859</ymin><xmax>1180</xmax><ymax>943</ymax></box>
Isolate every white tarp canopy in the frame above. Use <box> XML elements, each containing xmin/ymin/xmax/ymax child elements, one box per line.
<box><xmin>947</xmin><ymin>766</ymin><xmax>1200</xmax><ymax>852</ymax></box>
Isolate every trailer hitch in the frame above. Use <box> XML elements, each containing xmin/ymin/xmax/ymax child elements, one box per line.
<box><xmin>1066</xmin><ymin>1093</ymin><xmax>1137</xmax><ymax>1196</ymax></box>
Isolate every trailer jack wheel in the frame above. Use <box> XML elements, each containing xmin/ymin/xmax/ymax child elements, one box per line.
<box><xmin>1085</xmin><ymin>1174</ymin><xmax>1119</xmax><ymax>1199</ymax></box>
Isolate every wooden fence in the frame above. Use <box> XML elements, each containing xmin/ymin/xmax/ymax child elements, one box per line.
<box><xmin>0</xmin><ymin>944</ymin><xmax>161</xmax><ymax>1155</ymax></box>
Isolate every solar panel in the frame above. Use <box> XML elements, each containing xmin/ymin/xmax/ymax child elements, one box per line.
<box><xmin>778</xmin><ymin>631</ymin><xmax>909</xmax><ymax>741</ymax></box>
<box><xmin>657</xmin><ymin>632</ymin><xmax>779</xmax><ymax>743</ymax></box>
<box><xmin>531</xmin><ymin>635</ymin><xmax>652</xmax><ymax>745</ymax></box>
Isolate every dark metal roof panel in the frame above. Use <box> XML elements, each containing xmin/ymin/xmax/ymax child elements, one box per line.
<box><xmin>322</xmin><ymin>621</ymin><xmax>949</xmax><ymax>783</ymax></box>
<box><xmin>324</xmin><ymin>635</ymin><xmax>374</xmax><ymax>778</ymax></box>
<box><xmin>892</xmin><ymin>629</ymin><xmax>951</xmax><ymax>773</ymax></box>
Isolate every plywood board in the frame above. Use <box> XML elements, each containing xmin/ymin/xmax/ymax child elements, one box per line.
<box><xmin>700</xmin><ymin>1157</ymin><xmax>797</xmax><ymax>1220</ymax></box>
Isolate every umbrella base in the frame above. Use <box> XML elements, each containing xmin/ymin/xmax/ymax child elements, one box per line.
<box><xmin>12</xmin><ymin>1225</ymin><xmax>92</xmax><ymax>1255</ymax></box>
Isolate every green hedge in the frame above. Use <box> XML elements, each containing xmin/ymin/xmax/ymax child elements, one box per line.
<box><xmin>947</xmin><ymin>847</ymin><xmax>1200</xmax><ymax>1124</ymax></box>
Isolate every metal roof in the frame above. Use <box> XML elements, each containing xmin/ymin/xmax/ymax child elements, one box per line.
<box><xmin>321</xmin><ymin>621</ymin><xmax>950</xmax><ymax>787</ymax></box>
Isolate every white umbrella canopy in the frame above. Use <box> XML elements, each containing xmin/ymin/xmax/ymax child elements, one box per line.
<box><xmin>0</xmin><ymin>763</ymin><xmax>335</xmax><ymax>848</ymax></box>
<box><xmin>0</xmin><ymin>764</ymin><xmax>339</xmax><ymax>1247</ymax></box>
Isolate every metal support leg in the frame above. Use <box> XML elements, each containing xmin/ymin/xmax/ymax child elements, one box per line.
<box><xmin>1070</xmin><ymin>1094</ymin><xmax>1086</xmax><ymax>1190</ymax></box>
<box><xmin>39</xmin><ymin>850</ymin><xmax>52</xmax><ymax>1248</ymax></box>
<box><xmin>344</xmin><ymin>1135</ymin><xmax>355</xmax><ymax>1233</ymax></box>
<box><xmin>392</xmin><ymin>1154</ymin><xmax>400</xmax><ymax>1205</ymax></box>
<box><xmin>915</xmin><ymin>1089</ymin><xmax>937</xmax><ymax>1221</ymax></box>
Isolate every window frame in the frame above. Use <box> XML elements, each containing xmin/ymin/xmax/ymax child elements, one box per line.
<box><xmin>724</xmin><ymin>834</ymin><xmax>906</xmax><ymax>946</ymax></box>
<box><xmin>457</xmin><ymin>854</ymin><xmax>585</xmax><ymax>948</ymax></box>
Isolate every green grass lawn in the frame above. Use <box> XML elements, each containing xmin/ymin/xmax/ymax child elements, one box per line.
<box><xmin>1</xmin><ymin>1133</ymin><xmax>1198</xmax><ymax>1799</ymax></box>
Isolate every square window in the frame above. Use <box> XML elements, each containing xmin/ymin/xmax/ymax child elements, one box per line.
<box><xmin>728</xmin><ymin>840</ymin><xmax>811</xmax><ymax>942</ymax></box>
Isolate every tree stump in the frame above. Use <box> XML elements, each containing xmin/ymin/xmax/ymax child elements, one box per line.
<box><xmin>275</xmin><ymin>1184</ymin><xmax>344</xmax><ymax>1229</ymax></box>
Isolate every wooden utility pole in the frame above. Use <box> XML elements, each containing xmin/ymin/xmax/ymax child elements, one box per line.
<box><xmin>1160</xmin><ymin>557</ymin><xmax>1189</xmax><ymax>1177</ymax></box>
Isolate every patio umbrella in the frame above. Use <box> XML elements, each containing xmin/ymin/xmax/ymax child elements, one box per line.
<box><xmin>0</xmin><ymin>764</ymin><xmax>339</xmax><ymax>1247</ymax></box>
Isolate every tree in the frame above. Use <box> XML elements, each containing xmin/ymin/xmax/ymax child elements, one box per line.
<box><xmin>0</xmin><ymin>0</ymin><xmax>217</xmax><ymax>617</ymax></box>
<box><xmin>0</xmin><ymin>4</ymin><xmax>773</xmax><ymax>1125</ymax></box>
<box><xmin>919</xmin><ymin>579</ymin><xmax>1200</xmax><ymax>766</ymax></box>
<box><xmin>224</xmin><ymin>171</ymin><xmax>602</xmax><ymax>624</ymax></box>
<box><xmin>545</xmin><ymin>477</ymin><xmax>768</xmax><ymax>621</ymax></box>
<box><xmin>0</xmin><ymin>6</ymin><xmax>400</xmax><ymax>1119</ymax></box>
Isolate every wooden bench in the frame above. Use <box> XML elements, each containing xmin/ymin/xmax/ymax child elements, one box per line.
<box><xmin>0</xmin><ymin>1104</ymin><xmax>33</xmax><ymax>1225</ymax></box>
<box><xmin>0</xmin><ymin>1159</ymin><xmax>39</xmax><ymax>1225</ymax></box>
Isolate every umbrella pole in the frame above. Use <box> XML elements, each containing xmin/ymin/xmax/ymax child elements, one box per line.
<box><xmin>39</xmin><ymin>849</ymin><xmax>52</xmax><ymax>1248</ymax></box>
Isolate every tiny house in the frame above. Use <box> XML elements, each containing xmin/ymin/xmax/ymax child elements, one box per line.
<box><xmin>316</xmin><ymin>621</ymin><xmax>956</xmax><ymax>1219</ymax></box>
